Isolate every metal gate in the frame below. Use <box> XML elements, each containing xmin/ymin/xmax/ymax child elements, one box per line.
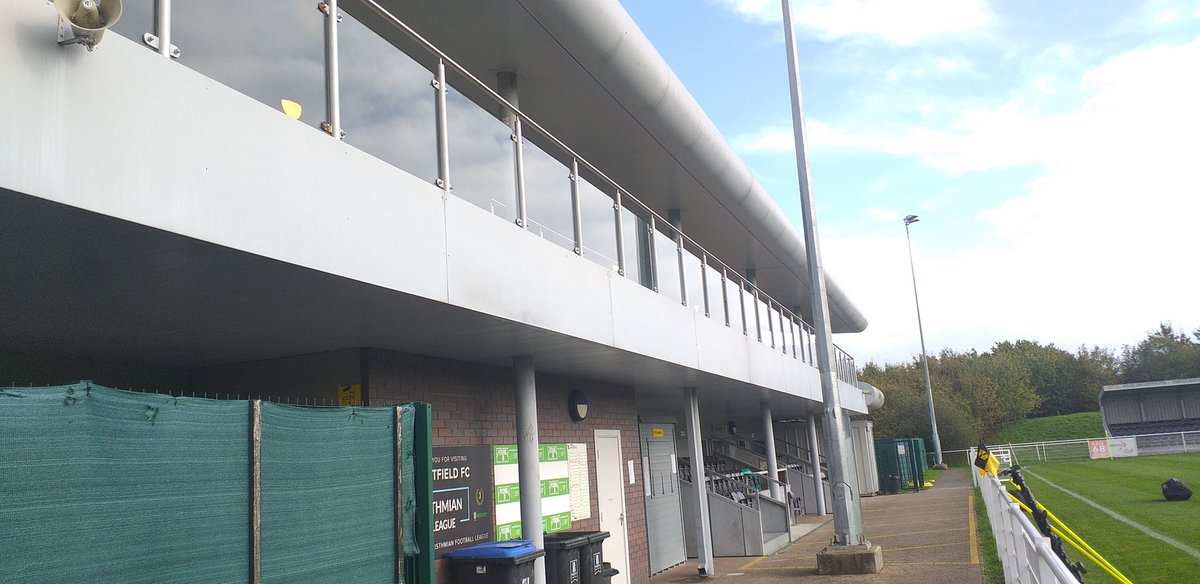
<box><xmin>640</xmin><ymin>423</ymin><xmax>686</xmax><ymax>574</ymax></box>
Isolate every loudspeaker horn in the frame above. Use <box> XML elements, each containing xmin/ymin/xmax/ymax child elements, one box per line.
<box><xmin>55</xmin><ymin>0</ymin><xmax>123</xmax><ymax>51</ymax></box>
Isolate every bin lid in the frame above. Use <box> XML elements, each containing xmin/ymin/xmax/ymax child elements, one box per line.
<box><xmin>542</xmin><ymin>533</ymin><xmax>591</xmax><ymax>548</ymax></box>
<box><xmin>555</xmin><ymin>530</ymin><xmax>611</xmax><ymax>544</ymax></box>
<box><xmin>444</xmin><ymin>540</ymin><xmax>539</xmax><ymax>559</ymax></box>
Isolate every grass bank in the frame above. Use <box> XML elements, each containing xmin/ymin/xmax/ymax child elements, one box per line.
<box><xmin>993</xmin><ymin>411</ymin><xmax>1104</xmax><ymax>444</ymax></box>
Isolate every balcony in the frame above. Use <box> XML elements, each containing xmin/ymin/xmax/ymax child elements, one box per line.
<box><xmin>2</xmin><ymin>0</ymin><xmax>863</xmax><ymax>411</ymax></box>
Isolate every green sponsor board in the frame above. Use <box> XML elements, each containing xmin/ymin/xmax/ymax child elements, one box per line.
<box><xmin>540</xmin><ymin>477</ymin><xmax>570</xmax><ymax>498</ymax></box>
<box><xmin>495</xmin><ymin>482</ymin><xmax>521</xmax><ymax>505</ymax></box>
<box><xmin>496</xmin><ymin>521</ymin><xmax>523</xmax><ymax>541</ymax></box>
<box><xmin>542</xmin><ymin>512</ymin><xmax>572</xmax><ymax>534</ymax></box>
<box><xmin>492</xmin><ymin>445</ymin><xmax>519</xmax><ymax>465</ymax></box>
<box><xmin>539</xmin><ymin>444</ymin><xmax>568</xmax><ymax>463</ymax></box>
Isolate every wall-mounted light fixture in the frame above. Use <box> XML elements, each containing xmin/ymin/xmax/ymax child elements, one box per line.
<box><xmin>568</xmin><ymin>390</ymin><xmax>588</xmax><ymax>422</ymax></box>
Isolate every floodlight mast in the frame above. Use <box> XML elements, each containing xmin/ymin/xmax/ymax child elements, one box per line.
<box><xmin>904</xmin><ymin>215</ymin><xmax>944</xmax><ymax>467</ymax></box>
<box><xmin>780</xmin><ymin>0</ymin><xmax>864</xmax><ymax>546</ymax></box>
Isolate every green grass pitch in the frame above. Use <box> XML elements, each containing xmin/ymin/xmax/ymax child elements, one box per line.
<box><xmin>1013</xmin><ymin>453</ymin><xmax>1200</xmax><ymax>584</ymax></box>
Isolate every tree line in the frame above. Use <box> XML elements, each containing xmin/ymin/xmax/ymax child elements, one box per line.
<box><xmin>861</xmin><ymin>323</ymin><xmax>1200</xmax><ymax>450</ymax></box>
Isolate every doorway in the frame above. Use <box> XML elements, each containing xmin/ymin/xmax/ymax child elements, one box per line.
<box><xmin>594</xmin><ymin>430</ymin><xmax>631</xmax><ymax>584</ymax></box>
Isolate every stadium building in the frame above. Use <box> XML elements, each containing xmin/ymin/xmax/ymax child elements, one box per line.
<box><xmin>1</xmin><ymin>1</ymin><xmax>883</xmax><ymax>583</ymax></box>
<box><xmin>1100</xmin><ymin>378</ymin><xmax>1200</xmax><ymax>455</ymax></box>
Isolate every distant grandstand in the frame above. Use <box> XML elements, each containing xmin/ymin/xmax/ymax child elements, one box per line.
<box><xmin>1100</xmin><ymin>378</ymin><xmax>1200</xmax><ymax>443</ymax></box>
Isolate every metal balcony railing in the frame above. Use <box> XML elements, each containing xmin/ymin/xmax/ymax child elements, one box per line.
<box><xmin>119</xmin><ymin>0</ymin><xmax>860</xmax><ymax>385</ymax></box>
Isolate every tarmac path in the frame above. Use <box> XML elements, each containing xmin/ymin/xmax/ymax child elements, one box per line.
<box><xmin>649</xmin><ymin>467</ymin><xmax>982</xmax><ymax>583</ymax></box>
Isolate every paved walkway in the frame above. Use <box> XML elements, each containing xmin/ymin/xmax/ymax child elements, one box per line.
<box><xmin>649</xmin><ymin>468</ymin><xmax>981</xmax><ymax>584</ymax></box>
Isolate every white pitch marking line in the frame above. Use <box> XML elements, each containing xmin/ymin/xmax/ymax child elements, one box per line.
<box><xmin>1025</xmin><ymin>468</ymin><xmax>1200</xmax><ymax>560</ymax></box>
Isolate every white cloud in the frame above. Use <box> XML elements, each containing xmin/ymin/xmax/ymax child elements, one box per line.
<box><xmin>865</xmin><ymin>207</ymin><xmax>899</xmax><ymax>222</ymax></box>
<box><xmin>826</xmin><ymin>38</ymin><xmax>1200</xmax><ymax>364</ymax></box>
<box><xmin>712</xmin><ymin>0</ymin><xmax>992</xmax><ymax>44</ymax></box>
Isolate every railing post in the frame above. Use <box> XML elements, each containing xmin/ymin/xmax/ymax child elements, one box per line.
<box><xmin>512</xmin><ymin>118</ymin><xmax>528</xmax><ymax>229</ymax></box>
<box><xmin>720</xmin><ymin>268</ymin><xmax>730</xmax><ymax>326</ymax></box>
<box><xmin>790</xmin><ymin>317</ymin><xmax>798</xmax><ymax>358</ymax></box>
<box><xmin>570</xmin><ymin>159</ymin><xmax>583</xmax><ymax>255</ymax></box>
<box><xmin>320</xmin><ymin>1</ymin><xmax>343</xmax><ymax>140</ymax></box>
<box><xmin>752</xmin><ymin>288</ymin><xmax>763</xmax><ymax>343</ymax></box>
<box><xmin>152</xmin><ymin>0</ymin><xmax>173</xmax><ymax>58</ymax></box>
<box><xmin>676</xmin><ymin>232</ymin><xmax>688</xmax><ymax>306</ymax></box>
<box><xmin>613</xmin><ymin>190</ymin><xmax>626</xmax><ymax>276</ymax></box>
<box><xmin>433</xmin><ymin>60</ymin><xmax>450</xmax><ymax>195</ymax></box>
<box><xmin>646</xmin><ymin>216</ymin><xmax>659</xmax><ymax>291</ymax></box>
<box><xmin>738</xmin><ymin>280</ymin><xmax>748</xmax><ymax>335</ymax></box>
<box><xmin>700</xmin><ymin>254</ymin><xmax>711</xmax><ymax>317</ymax></box>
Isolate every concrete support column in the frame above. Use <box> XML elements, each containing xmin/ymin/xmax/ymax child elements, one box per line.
<box><xmin>761</xmin><ymin>401</ymin><xmax>782</xmax><ymax>501</ymax></box>
<box><xmin>513</xmin><ymin>355</ymin><xmax>545</xmax><ymax>584</ymax></box>
<box><xmin>808</xmin><ymin>414</ymin><xmax>827</xmax><ymax>515</ymax></box>
<box><xmin>683</xmin><ymin>388</ymin><xmax>714</xmax><ymax>576</ymax></box>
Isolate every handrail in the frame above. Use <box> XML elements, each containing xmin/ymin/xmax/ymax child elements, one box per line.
<box><xmin>973</xmin><ymin>457</ymin><xmax>1081</xmax><ymax>583</ymax></box>
<box><xmin>351</xmin><ymin>0</ymin><xmax>860</xmax><ymax>384</ymax></box>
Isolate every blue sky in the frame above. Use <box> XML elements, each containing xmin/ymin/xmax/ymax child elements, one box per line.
<box><xmin>621</xmin><ymin>0</ymin><xmax>1200</xmax><ymax>366</ymax></box>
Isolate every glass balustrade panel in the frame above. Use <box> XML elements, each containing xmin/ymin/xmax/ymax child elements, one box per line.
<box><xmin>578</xmin><ymin>172</ymin><xmax>620</xmax><ymax>272</ymax></box>
<box><xmin>704</xmin><ymin>264</ymin><xmax>725</xmax><ymax>322</ymax></box>
<box><xmin>624</xmin><ymin>208</ymin><xmax>643</xmax><ymax>286</ymax></box>
<box><xmin>522</xmin><ymin>134</ymin><xmax>575</xmax><ymax>254</ymax></box>
<box><xmin>654</xmin><ymin>231</ymin><xmax>682</xmax><ymax>304</ymax></box>
<box><xmin>682</xmin><ymin>249</ymin><xmax>706</xmax><ymax>315</ymax></box>
<box><xmin>445</xmin><ymin>86</ymin><xmax>517</xmax><ymax>222</ymax></box>
<box><xmin>725</xmin><ymin>279</ymin><xmax>746</xmax><ymax>334</ymax></box>
<box><xmin>172</xmin><ymin>1</ymin><xmax>325</xmax><ymax>134</ymax></box>
<box><xmin>339</xmin><ymin>13</ymin><xmax>437</xmax><ymax>184</ymax></box>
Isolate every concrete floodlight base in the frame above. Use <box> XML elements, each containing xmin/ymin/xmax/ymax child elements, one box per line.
<box><xmin>816</xmin><ymin>544</ymin><xmax>884</xmax><ymax>575</ymax></box>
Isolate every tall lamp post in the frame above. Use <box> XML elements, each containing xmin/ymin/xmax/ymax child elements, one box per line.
<box><xmin>903</xmin><ymin>215</ymin><xmax>944</xmax><ymax>468</ymax></box>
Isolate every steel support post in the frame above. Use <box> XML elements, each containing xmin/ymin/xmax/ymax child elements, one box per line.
<box><xmin>570</xmin><ymin>159</ymin><xmax>583</xmax><ymax>255</ymax></box>
<box><xmin>249</xmin><ymin>400</ymin><xmax>263</xmax><ymax>584</ymax></box>
<box><xmin>781</xmin><ymin>0</ymin><xmax>865</xmax><ymax>544</ymax></box>
<box><xmin>762</xmin><ymin>402</ymin><xmax>782</xmax><ymax>501</ymax></box>
<box><xmin>669</xmin><ymin>210</ymin><xmax>687</xmax><ymax>306</ymax></box>
<box><xmin>613</xmin><ymin>190</ymin><xmax>626</xmax><ymax>275</ymax></box>
<box><xmin>513</xmin><ymin>355</ymin><xmax>545</xmax><ymax>584</ymax></box>
<box><xmin>721</xmin><ymin>268</ymin><xmax>730</xmax><ymax>327</ymax></box>
<box><xmin>498</xmin><ymin>72</ymin><xmax>527</xmax><ymax>229</ymax></box>
<box><xmin>321</xmin><ymin>0</ymin><xmax>342</xmax><ymax>139</ymax></box>
<box><xmin>153</xmin><ymin>0</ymin><xmax>171</xmax><ymax>58</ymax></box>
<box><xmin>700</xmin><ymin>253</ymin><xmax>711</xmax><ymax>317</ymax></box>
<box><xmin>434</xmin><ymin>60</ymin><xmax>450</xmax><ymax>195</ymax></box>
<box><xmin>683</xmin><ymin>388</ymin><xmax>714</xmax><ymax>576</ymax></box>
<box><xmin>807</xmin><ymin>414</ymin><xmax>827</xmax><ymax>515</ymax></box>
<box><xmin>646</xmin><ymin>216</ymin><xmax>659</xmax><ymax>291</ymax></box>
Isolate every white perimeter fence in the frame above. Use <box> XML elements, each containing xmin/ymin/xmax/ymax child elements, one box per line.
<box><xmin>946</xmin><ymin>429</ymin><xmax>1200</xmax><ymax>468</ymax></box>
<box><xmin>965</xmin><ymin>432</ymin><xmax>1200</xmax><ymax>583</ymax></box>
<box><xmin>974</xmin><ymin>469</ymin><xmax>1079</xmax><ymax>584</ymax></box>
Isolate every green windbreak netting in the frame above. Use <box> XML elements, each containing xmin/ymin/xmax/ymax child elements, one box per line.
<box><xmin>260</xmin><ymin>403</ymin><xmax>395</xmax><ymax>583</ymax></box>
<box><xmin>1</xmin><ymin>384</ymin><xmax>422</xmax><ymax>584</ymax></box>
<box><xmin>0</xmin><ymin>383</ymin><xmax>250</xmax><ymax>584</ymax></box>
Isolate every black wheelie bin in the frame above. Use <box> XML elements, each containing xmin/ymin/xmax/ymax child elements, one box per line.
<box><xmin>542</xmin><ymin>532</ymin><xmax>589</xmax><ymax>584</ymax></box>
<box><xmin>444</xmin><ymin>540</ymin><xmax>544</xmax><ymax>584</ymax></box>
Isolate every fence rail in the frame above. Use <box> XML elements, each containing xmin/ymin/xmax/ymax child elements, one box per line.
<box><xmin>974</xmin><ymin>469</ymin><xmax>1080</xmax><ymax>584</ymax></box>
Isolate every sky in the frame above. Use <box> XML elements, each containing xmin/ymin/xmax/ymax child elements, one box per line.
<box><xmin>620</xmin><ymin>0</ymin><xmax>1200</xmax><ymax>366</ymax></box>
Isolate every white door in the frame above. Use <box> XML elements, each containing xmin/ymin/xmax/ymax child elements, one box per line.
<box><xmin>595</xmin><ymin>430</ymin><xmax>631</xmax><ymax>584</ymax></box>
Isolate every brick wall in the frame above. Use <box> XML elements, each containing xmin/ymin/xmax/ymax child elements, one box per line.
<box><xmin>366</xmin><ymin>349</ymin><xmax>650</xmax><ymax>584</ymax></box>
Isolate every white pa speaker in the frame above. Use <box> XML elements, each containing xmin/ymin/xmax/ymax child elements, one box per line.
<box><xmin>55</xmin><ymin>0</ymin><xmax>123</xmax><ymax>51</ymax></box>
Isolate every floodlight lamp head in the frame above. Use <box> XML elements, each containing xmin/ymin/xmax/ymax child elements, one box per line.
<box><xmin>55</xmin><ymin>0</ymin><xmax>123</xmax><ymax>52</ymax></box>
<box><xmin>904</xmin><ymin>214</ymin><xmax>920</xmax><ymax>226</ymax></box>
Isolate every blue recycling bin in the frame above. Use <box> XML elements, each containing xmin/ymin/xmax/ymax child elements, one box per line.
<box><xmin>444</xmin><ymin>540</ymin><xmax>545</xmax><ymax>584</ymax></box>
